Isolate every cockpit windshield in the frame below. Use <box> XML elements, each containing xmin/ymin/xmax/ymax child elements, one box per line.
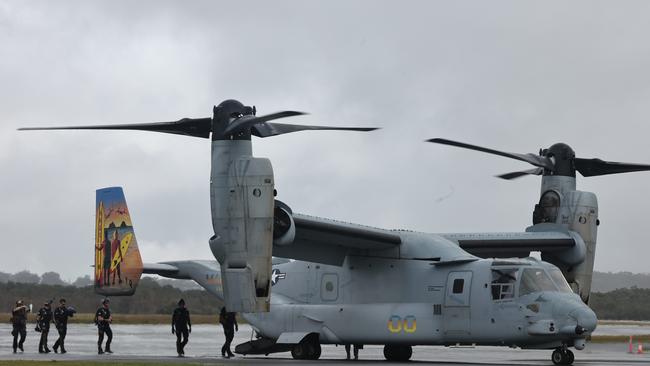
<box><xmin>548</xmin><ymin>268</ymin><xmax>573</xmax><ymax>293</ymax></box>
<box><xmin>519</xmin><ymin>268</ymin><xmax>558</xmax><ymax>296</ymax></box>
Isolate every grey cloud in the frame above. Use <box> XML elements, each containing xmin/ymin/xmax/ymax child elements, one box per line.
<box><xmin>2</xmin><ymin>1</ymin><xmax>650</xmax><ymax>278</ymax></box>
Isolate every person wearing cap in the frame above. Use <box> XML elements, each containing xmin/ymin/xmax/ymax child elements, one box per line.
<box><xmin>94</xmin><ymin>298</ymin><xmax>113</xmax><ymax>354</ymax></box>
<box><xmin>36</xmin><ymin>300</ymin><xmax>53</xmax><ymax>353</ymax></box>
<box><xmin>219</xmin><ymin>306</ymin><xmax>238</xmax><ymax>358</ymax></box>
<box><xmin>11</xmin><ymin>300</ymin><xmax>29</xmax><ymax>353</ymax></box>
<box><xmin>171</xmin><ymin>298</ymin><xmax>192</xmax><ymax>357</ymax></box>
<box><xmin>53</xmin><ymin>298</ymin><xmax>75</xmax><ymax>354</ymax></box>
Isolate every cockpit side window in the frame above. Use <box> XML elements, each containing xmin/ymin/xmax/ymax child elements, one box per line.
<box><xmin>519</xmin><ymin>268</ymin><xmax>557</xmax><ymax>296</ymax></box>
<box><xmin>491</xmin><ymin>268</ymin><xmax>517</xmax><ymax>300</ymax></box>
<box><xmin>548</xmin><ymin>268</ymin><xmax>573</xmax><ymax>293</ymax></box>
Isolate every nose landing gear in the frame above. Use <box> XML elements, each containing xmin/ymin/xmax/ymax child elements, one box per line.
<box><xmin>551</xmin><ymin>346</ymin><xmax>574</xmax><ymax>365</ymax></box>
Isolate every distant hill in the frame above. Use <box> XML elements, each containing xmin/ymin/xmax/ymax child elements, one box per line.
<box><xmin>592</xmin><ymin>271</ymin><xmax>650</xmax><ymax>292</ymax></box>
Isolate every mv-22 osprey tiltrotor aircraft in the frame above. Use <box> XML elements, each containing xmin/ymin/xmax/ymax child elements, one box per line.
<box><xmin>20</xmin><ymin>99</ymin><xmax>650</xmax><ymax>365</ymax></box>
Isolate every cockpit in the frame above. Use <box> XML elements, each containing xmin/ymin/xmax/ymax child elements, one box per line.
<box><xmin>490</xmin><ymin>260</ymin><xmax>573</xmax><ymax>300</ymax></box>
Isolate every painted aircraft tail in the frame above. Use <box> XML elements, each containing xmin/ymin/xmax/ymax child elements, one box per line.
<box><xmin>94</xmin><ymin>186</ymin><xmax>225</xmax><ymax>300</ymax></box>
<box><xmin>94</xmin><ymin>187</ymin><xmax>144</xmax><ymax>296</ymax></box>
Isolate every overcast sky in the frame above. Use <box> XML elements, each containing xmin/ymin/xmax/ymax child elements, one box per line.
<box><xmin>2</xmin><ymin>1</ymin><xmax>650</xmax><ymax>280</ymax></box>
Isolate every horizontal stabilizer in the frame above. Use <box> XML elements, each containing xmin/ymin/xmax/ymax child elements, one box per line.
<box><xmin>142</xmin><ymin>263</ymin><xmax>181</xmax><ymax>276</ymax></box>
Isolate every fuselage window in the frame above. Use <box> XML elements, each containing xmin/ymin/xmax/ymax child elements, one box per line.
<box><xmin>491</xmin><ymin>268</ymin><xmax>517</xmax><ymax>300</ymax></box>
<box><xmin>519</xmin><ymin>268</ymin><xmax>557</xmax><ymax>296</ymax></box>
<box><xmin>452</xmin><ymin>278</ymin><xmax>464</xmax><ymax>294</ymax></box>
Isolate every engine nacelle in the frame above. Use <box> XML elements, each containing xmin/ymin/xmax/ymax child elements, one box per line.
<box><xmin>534</xmin><ymin>176</ymin><xmax>599</xmax><ymax>303</ymax></box>
<box><xmin>273</xmin><ymin>200</ymin><xmax>295</xmax><ymax>246</ymax></box>
<box><xmin>210</xmin><ymin>140</ymin><xmax>274</xmax><ymax>313</ymax></box>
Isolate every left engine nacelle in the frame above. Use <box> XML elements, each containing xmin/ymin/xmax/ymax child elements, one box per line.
<box><xmin>273</xmin><ymin>200</ymin><xmax>295</xmax><ymax>246</ymax></box>
<box><xmin>210</xmin><ymin>141</ymin><xmax>274</xmax><ymax>313</ymax></box>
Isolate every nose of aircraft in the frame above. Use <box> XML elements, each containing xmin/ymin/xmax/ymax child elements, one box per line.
<box><xmin>569</xmin><ymin>305</ymin><xmax>598</xmax><ymax>335</ymax></box>
<box><xmin>553</xmin><ymin>295</ymin><xmax>598</xmax><ymax>336</ymax></box>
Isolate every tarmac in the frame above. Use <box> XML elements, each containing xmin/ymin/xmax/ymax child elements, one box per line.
<box><xmin>0</xmin><ymin>323</ymin><xmax>649</xmax><ymax>365</ymax></box>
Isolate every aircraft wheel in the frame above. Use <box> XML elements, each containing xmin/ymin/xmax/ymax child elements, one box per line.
<box><xmin>291</xmin><ymin>343</ymin><xmax>306</xmax><ymax>360</ymax></box>
<box><xmin>292</xmin><ymin>338</ymin><xmax>321</xmax><ymax>360</ymax></box>
<box><xmin>311</xmin><ymin>343</ymin><xmax>322</xmax><ymax>360</ymax></box>
<box><xmin>384</xmin><ymin>345</ymin><xmax>412</xmax><ymax>362</ymax></box>
<box><xmin>565</xmin><ymin>350</ymin><xmax>574</xmax><ymax>364</ymax></box>
<box><xmin>551</xmin><ymin>348</ymin><xmax>573</xmax><ymax>365</ymax></box>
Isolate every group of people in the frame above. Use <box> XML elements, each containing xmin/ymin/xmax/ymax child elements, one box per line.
<box><xmin>9</xmin><ymin>297</ymin><xmax>240</xmax><ymax>358</ymax></box>
<box><xmin>11</xmin><ymin>298</ymin><xmax>75</xmax><ymax>354</ymax></box>
<box><xmin>11</xmin><ymin>299</ymin><xmax>363</xmax><ymax>360</ymax></box>
<box><xmin>170</xmin><ymin>300</ymin><xmax>239</xmax><ymax>358</ymax></box>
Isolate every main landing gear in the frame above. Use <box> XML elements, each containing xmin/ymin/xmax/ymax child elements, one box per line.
<box><xmin>551</xmin><ymin>346</ymin><xmax>574</xmax><ymax>365</ymax></box>
<box><xmin>291</xmin><ymin>337</ymin><xmax>321</xmax><ymax>360</ymax></box>
<box><xmin>383</xmin><ymin>344</ymin><xmax>412</xmax><ymax>362</ymax></box>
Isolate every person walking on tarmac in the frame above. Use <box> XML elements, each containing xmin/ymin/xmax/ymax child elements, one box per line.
<box><xmin>219</xmin><ymin>306</ymin><xmax>238</xmax><ymax>358</ymax></box>
<box><xmin>11</xmin><ymin>300</ymin><xmax>29</xmax><ymax>353</ymax></box>
<box><xmin>53</xmin><ymin>298</ymin><xmax>75</xmax><ymax>354</ymax></box>
<box><xmin>95</xmin><ymin>298</ymin><xmax>113</xmax><ymax>354</ymax></box>
<box><xmin>36</xmin><ymin>300</ymin><xmax>53</xmax><ymax>353</ymax></box>
<box><xmin>171</xmin><ymin>298</ymin><xmax>192</xmax><ymax>357</ymax></box>
<box><xmin>345</xmin><ymin>344</ymin><xmax>362</xmax><ymax>360</ymax></box>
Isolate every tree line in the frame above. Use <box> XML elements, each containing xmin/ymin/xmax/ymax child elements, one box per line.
<box><xmin>1</xmin><ymin>278</ymin><xmax>221</xmax><ymax>315</ymax></box>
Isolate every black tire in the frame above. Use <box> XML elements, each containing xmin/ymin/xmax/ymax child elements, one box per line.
<box><xmin>291</xmin><ymin>343</ymin><xmax>306</xmax><ymax>360</ymax></box>
<box><xmin>565</xmin><ymin>350</ymin><xmax>574</xmax><ymax>365</ymax></box>
<box><xmin>551</xmin><ymin>349</ymin><xmax>564</xmax><ymax>365</ymax></box>
<box><xmin>312</xmin><ymin>343</ymin><xmax>322</xmax><ymax>360</ymax></box>
<box><xmin>384</xmin><ymin>345</ymin><xmax>395</xmax><ymax>361</ymax></box>
<box><xmin>398</xmin><ymin>345</ymin><xmax>412</xmax><ymax>361</ymax></box>
<box><xmin>384</xmin><ymin>345</ymin><xmax>412</xmax><ymax>362</ymax></box>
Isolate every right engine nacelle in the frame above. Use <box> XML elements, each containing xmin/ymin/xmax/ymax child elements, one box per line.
<box><xmin>273</xmin><ymin>200</ymin><xmax>295</xmax><ymax>246</ymax></box>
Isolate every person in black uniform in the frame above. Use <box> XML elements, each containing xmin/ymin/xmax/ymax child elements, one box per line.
<box><xmin>36</xmin><ymin>300</ymin><xmax>53</xmax><ymax>353</ymax></box>
<box><xmin>53</xmin><ymin>298</ymin><xmax>75</xmax><ymax>354</ymax></box>
<box><xmin>11</xmin><ymin>300</ymin><xmax>29</xmax><ymax>353</ymax></box>
<box><xmin>345</xmin><ymin>344</ymin><xmax>362</xmax><ymax>360</ymax></box>
<box><xmin>171</xmin><ymin>298</ymin><xmax>192</xmax><ymax>357</ymax></box>
<box><xmin>95</xmin><ymin>298</ymin><xmax>113</xmax><ymax>354</ymax></box>
<box><xmin>219</xmin><ymin>306</ymin><xmax>238</xmax><ymax>358</ymax></box>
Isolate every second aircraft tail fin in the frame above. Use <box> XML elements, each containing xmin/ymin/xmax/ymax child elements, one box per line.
<box><xmin>94</xmin><ymin>187</ymin><xmax>143</xmax><ymax>296</ymax></box>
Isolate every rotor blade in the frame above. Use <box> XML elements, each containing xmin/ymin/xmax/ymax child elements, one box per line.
<box><xmin>426</xmin><ymin>138</ymin><xmax>555</xmax><ymax>170</ymax></box>
<box><xmin>496</xmin><ymin>167</ymin><xmax>544</xmax><ymax>180</ymax></box>
<box><xmin>575</xmin><ymin>158</ymin><xmax>650</xmax><ymax>177</ymax></box>
<box><xmin>18</xmin><ymin>117</ymin><xmax>213</xmax><ymax>138</ymax></box>
<box><xmin>223</xmin><ymin>111</ymin><xmax>306</xmax><ymax>136</ymax></box>
<box><xmin>251</xmin><ymin>122</ymin><xmax>378</xmax><ymax>138</ymax></box>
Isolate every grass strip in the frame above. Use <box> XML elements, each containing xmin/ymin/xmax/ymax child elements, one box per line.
<box><xmin>0</xmin><ymin>362</ymin><xmax>223</xmax><ymax>366</ymax></box>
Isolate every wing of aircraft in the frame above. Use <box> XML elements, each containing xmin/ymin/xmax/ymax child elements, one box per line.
<box><xmin>274</xmin><ymin>214</ymin><xmax>584</xmax><ymax>267</ymax></box>
<box><xmin>272</xmin><ymin>214</ymin><xmax>402</xmax><ymax>266</ymax></box>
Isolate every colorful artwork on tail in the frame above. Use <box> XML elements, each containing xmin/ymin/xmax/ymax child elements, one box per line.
<box><xmin>94</xmin><ymin>187</ymin><xmax>143</xmax><ymax>296</ymax></box>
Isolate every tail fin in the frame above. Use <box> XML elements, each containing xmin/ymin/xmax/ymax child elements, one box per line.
<box><xmin>94</xmin><ymin>187</ymin><xmax>143</xmax><ymax>296</ymax></box>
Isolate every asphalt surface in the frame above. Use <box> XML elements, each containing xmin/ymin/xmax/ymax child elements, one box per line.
<box><xmin>0</xmin><ymin>323</ymin><xmax>649</xmax><ymax>365</ymax></box>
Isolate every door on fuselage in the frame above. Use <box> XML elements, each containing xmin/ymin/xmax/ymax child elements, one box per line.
<box><xmin>443</xmin><ymin>271</ymin><xmax>472</xmax><ymax>335</ymax></box>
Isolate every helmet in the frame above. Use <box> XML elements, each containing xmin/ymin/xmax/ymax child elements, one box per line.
<box><xmin>178</xmin><ymin>298</ymin><xmax>185</xmax><ymax>306</ymax></box>
<box><xmin>101</xmin><ymin>298</ymin><xmax>110</xmax><ymax>305</ymax></box>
